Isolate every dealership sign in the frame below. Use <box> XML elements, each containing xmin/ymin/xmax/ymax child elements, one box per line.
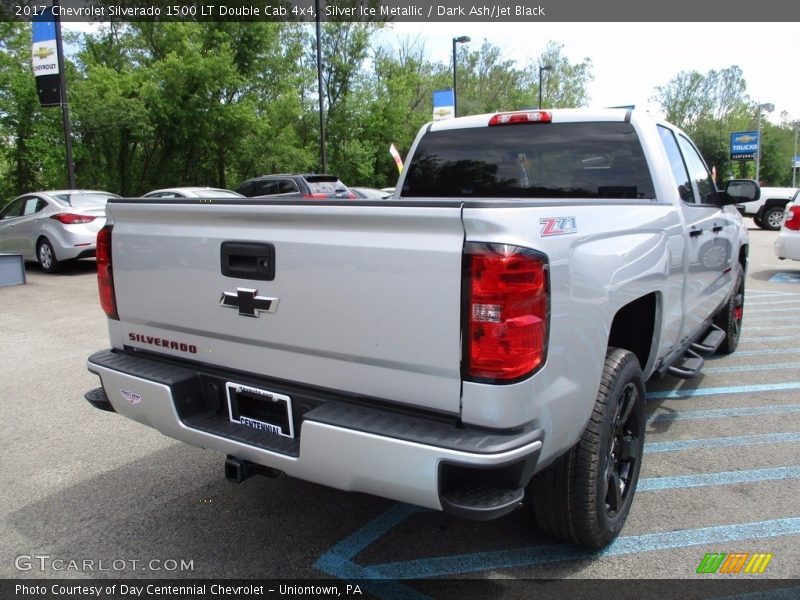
<box><xmin>432</xmin><ymin>89</ymin><xmax>454</xmax><ymax>121</ymax></box>
<box><xmin>31</xmin><ymin>7</ymin><xmax>61</xmax><ymax>106</ymax></box>
<box><xmin>730</xmin><ymin>131</ymin><xmax>759</xmax><ymax>160</ymax></box>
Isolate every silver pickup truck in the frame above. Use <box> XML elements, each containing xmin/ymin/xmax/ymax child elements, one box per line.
<box><xmin>85</xmin><ymin>108</ymin><xmax>758</xmax><ymax>549</ymax></box>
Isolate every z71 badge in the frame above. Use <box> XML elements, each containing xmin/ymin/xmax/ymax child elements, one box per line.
<box><xmin>540</xmin><ymin>216</ymin><xmax>577</xmax><ymax>237</ymax></box>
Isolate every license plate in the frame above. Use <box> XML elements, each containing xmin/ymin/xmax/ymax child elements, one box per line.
<box><xmin>226</xmin><ymin>382</ymin><xmax>294</xmax><ymax>438</ymax></box>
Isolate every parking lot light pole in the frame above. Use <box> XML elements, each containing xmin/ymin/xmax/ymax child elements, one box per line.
<box><xmin>755</xmin><ymin>102</ymin><xmax>774</xmax><ymax>183</ymax></box>
<box><xmin>452</xmin><ymin>36</ymin><xmax>470</xmax><ymax>117</ymax></box>
<box><xmin>538</xmin><ymin>65</ymin><xmax>552</xmax><ymax>109</ymax></box>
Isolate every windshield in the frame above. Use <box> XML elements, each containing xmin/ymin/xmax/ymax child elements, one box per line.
<box><xmin>402</xmin><ymin>122</ymin><xmax>655</xmax><ymax>200</ymax></box>
<box><xmin>53</xmin><ymin>192</ymin><xmax>120</xmax><ymax>208</ymax></box>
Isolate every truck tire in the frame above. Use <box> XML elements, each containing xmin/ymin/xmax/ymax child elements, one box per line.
<box><xmin>528</xmin><ymin>348</ymin><xmax>645</xmax><ymax>549</ymax></box>
<box><xmin>714</xmin><ymin>263</ymin><xmax>744</xmax><ymax>354</ymax></box>
<box><xmin>761</xmin><ymin>207</ymin><xmax>785</xmax><ymax>231</ymax></box>
<box><xmin>752</xmin><ymin>216</ymin><xmax>763</xmax><ymax>228</ymax></box>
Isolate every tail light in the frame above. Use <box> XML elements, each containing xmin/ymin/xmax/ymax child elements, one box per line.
<box><xmin>464</xmin><ymin>243</ymin><xmax>549</xmax><ymax>382</ymax></box>
<box><xmin>304</xmin><ymin>193</ymin><xmax>330</xmax><ymax>199</ymax></box>
<box><xmin>51</xmin><ymin>213</ymin><xmax>96</xmax><ymax>224</ymax></box>
<box><xmin>488</xmin><ymin>111</ymin><xmax>552</xmax><ymax>126</ymax></box>
<box><xmin>96</xmin><ymin>225</ymin><xmax>118</xmax><ymax>320</ymax></box>
<box><xmin>784</xmin><ymin>206</ymin><xmax>800</xmax><ymax>231</ymax></box>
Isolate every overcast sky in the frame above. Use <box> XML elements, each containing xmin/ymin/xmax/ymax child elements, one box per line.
<box><xmin>64</xmin><ymin>20</ymin><xmax>799</xmax><ymax>123</ymax></box>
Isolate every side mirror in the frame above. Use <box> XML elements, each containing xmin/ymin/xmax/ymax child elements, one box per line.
<box><xmin>716</xmin><ymin>179</ymin><xmax>761</xmax><ymax>206</ymax></box>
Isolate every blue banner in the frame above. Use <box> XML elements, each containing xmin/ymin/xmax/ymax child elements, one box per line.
<box><xmin>730</xmin><ymin>131</ymin><xmax>759</xmax><ymax>161</ymax></box>
<box><xmin>433</xmin><ymin>89</ymin><xmax>454</xmax><ymax>121</ymax></box>
<box><xmin>32</xmin><ymin>5</ymin><xmax>61</xmax><ymax>106</ymax></box>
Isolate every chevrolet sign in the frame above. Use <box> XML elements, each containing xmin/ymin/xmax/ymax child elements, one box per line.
<box><xmin>730</xmin><ymin>131</ymin><xmax>759</xmax><ymax>160</ymax></box>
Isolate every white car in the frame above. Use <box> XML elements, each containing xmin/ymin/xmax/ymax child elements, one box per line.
<box><xmin>0</xmin><ymin>190</ymin><xmax>119</xmax><ymax>273</ymax></box>
<box><xmin>142</xmin><ymin>187</ymin><xmax>243</xmax><ymax>199</ymax></box>
<box><xmin>775</xmin><ymin>189</ymin><xmax>800</xmax><ymax>261</ymax></box>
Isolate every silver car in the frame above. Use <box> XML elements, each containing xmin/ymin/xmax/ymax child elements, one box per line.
<box><xmin>0</xmin><ymin>190</ymin><xmax>119</xmax><ymax>273</ymax></box>
<box><xmin>142</xmin><ymin>187</ymin><xmax>243</xmax><ymax>199</ymax></box>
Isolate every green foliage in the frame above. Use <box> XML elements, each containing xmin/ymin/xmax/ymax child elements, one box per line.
<box><xmin>533</xmin><ymin>41</ymin><xmax>593</xmax><ymax>109</ymax></box>
<box><xmin>2</xmin><ymin>23</ymin><xmax>787</xmax><ymax>197</ymax></box>
<box><xmin>650</xmin><ymin>66</ymin><xmax>796</xmax><ymax>185</ymax></box>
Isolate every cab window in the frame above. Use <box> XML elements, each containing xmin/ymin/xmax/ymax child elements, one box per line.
<box><xmin>677</xmin><ymin>136</ymin><xmax>716</xmax><ymax>204</ymax></box>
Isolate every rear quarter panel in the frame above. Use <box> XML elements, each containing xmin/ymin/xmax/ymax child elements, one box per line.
<box><xmin>461</xmin><ymin>201</ymin><xmax>683</xmax><ymax>466</ymax></box>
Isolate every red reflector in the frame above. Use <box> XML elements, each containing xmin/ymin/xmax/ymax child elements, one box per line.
<box><xmin>465</xmin><ymin>243</ymin><xmax>549</xmax><ymax>382</ymax></box>
<box><xmin>784</xmin><ymin>206</ymin><xmax>800</xmax><ymax>231</ymax></box>
<box><xmin>51</xmin><ymin>213</ymin><xmax>96</xmax><ymax>224</ymax></box>
<box><xmin>96</xmin><ymin>225</ymin><xmax>118</xmax><ymax>320</ymax></box>
<box><xmin>488</xmin><ymin>111</ymin><xmax>552</xmax><ymax>126</ymax></box>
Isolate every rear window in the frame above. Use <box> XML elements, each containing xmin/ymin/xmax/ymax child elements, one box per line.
<box><xmin>306</xmin><ymin>179</ymin><xmax>350</xmax><ymax>197</ymax></box>
<box><xmin>402</xmin><ymin>122</ymin><xmax>655</xmax><ymax>199</ymax></box>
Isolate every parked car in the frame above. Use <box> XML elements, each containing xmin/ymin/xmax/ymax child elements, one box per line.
<box><xmin>235</xmin><ymin>174</ymin><xmax>357</xmax><ymax>199</ymax></box>
<box><xmin>351</xmin><ymin>186</ymin><xmax>392</xmax><ymax>199</ymax></box>
<box><xmin>775</xmin><ymin>189</ymin><xmax>800</xmax><ymax>261</ymax></box>
<box><xmin>142</xmin><ymin>187</ymin><xmax>243</xmax><ymax>199</ymax></box>
<box><xmin>0</xmin><ymin>189</ymin><xmax>119</xmax><ymax>273</ymax></box>
<box><xmin>735</xmin><ymin>186</ymin><xmax>797</xmax><ymax>230</ymax></box>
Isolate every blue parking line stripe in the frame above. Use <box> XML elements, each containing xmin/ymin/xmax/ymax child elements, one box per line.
<box><xmin>317</xmin><ymin>503</ymin><xmax>423</xmax><ymax>562</ymax></box>
<box><xmin>717</xmin><ymin>586</ymin><xmax>800</xmax><ymax>600</ymax></box>
<box><xmin>647</xmin><ymin>382</ymin><xmax>800</xmax><ymax>400</ymax></box>
<box><xmin>746</xmin><ymin>299</ymin><xmax>800</xmax><ymax>306</ymax></box>
<box><xmin>734</xmin><ymin>347</ymin><xmax>800</xmax><ymax>356</ymax></box>
<box><xmin>741</xmin><ymin>335</ymin><xmax>800</xmax><ymax>343</ymax></box>
<box><xmin>367</xmin><ymin>517</ymin><xmax>800</xmax><ymax>579</ymax></box>
<box><xmin>746</xmin><ymin>317</ymin><xmax>800</xmax><ymax>324</ymax></box>
<box><xmin>645</xmin><ymin>432</ymin><xmax>800</xmax><ymax>453</ymax></box>
<box><xmin>647</xmin><ymin>403</ymin><xmax>800</xmax><ymax>423</ymax></box>
<box><xmin>704</xmin><ymin>362</ymin><xmax>799</xmax><ymax>373</ymax></box>
<box><xmin>637</xmin><ymin>465</ymin><xmax>800</xmax><ymax>491</ymax></box>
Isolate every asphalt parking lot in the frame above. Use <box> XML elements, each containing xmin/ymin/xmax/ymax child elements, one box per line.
<box><xmin>1</xmin><ymin>223</ymin><xmax>799</xmax><ymax>596</ymax></box>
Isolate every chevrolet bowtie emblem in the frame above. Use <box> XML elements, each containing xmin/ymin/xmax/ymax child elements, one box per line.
<box><xmin>220</xmin><ymin>288</ymin><xmax>279</xmax><ymax>317</ymax></box>
<box><xmin>33</xmin><ymin>47</ymin><xmax>54</xmax><ymax>60</ymax></box>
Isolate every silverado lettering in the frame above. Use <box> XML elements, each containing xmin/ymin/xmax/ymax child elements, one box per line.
<box><xmin>128</xmin><ymin>332</ymin><xmax>197</xmax><ymax>354</ymax></box>
<box><xmin>87</xmin><ymin>108</ymin><xmax>759</xmax><ymax>549</ymax></box>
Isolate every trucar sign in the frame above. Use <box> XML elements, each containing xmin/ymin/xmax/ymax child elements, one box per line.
<box><xmin>731</xmin><ymin>131</ymin><xmax>759</xmax><ymax>160</ymax></box>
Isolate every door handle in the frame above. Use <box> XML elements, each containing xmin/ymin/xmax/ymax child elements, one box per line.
<box><xmin>221</xmin><ymin>242</ymin><xmax>275</xmax><ymax>281</ymax></box>
<box><xmin>689</xmin><ymin>228</ymin><xmax>703</xmax><ymax>237</ymax></box>
<box><xmin>711</xmin><ymin>225</ymin><xmax>723</xmax><ymax>233</ymax></box>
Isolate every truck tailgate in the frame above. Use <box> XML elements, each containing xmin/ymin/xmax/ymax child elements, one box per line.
<box><xmin>108</xmin><ymin>201</ymin><xmax>465</xmax><ymax>415</ymax></box>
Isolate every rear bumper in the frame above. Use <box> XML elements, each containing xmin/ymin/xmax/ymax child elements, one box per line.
<box><xmin>86</xmin><ymin>349</ymin><xmax>543</xmax><ymax>514</ymax></box>
<box><xmin>775</xmin><ymin>230</ymin><xmax>800</xmax><ymax>261</ymax></box>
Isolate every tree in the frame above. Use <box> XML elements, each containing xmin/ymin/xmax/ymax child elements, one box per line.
<box><xmin>455</xmin><ymin>40</ymin><xmax>532</xmax><ymax>115</ymax></box>
<box><xmin>652</xmin><ymin>67</ymin><xmax>752</xmax><ymax>181</ymax></box>
<box><xmin>533</xmin><ymin>41</ymin><xmax>593</xmax><ymax>109</ymax></box>
<box><xmin>0</xmin><ymin>22</ymin><xmax>67</xmax><ymax>197</ymax></box>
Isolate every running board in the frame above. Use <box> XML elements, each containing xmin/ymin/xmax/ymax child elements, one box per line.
<box><xmin>691</xmin><ymin>324</ymin><xmax>726</xmax><ymax>355</ymax></box>
<box><xmin>667</xmin><ymin>348</ymin><xmax>705</xmax><ymax>379</ymax></box>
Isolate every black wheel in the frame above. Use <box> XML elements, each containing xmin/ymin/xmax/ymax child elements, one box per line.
<box><xmin>714</xmin><ymin>263</ymin><xmax>744</xmax><ymax>354</ymax></box>
<box><xmin>37</xmin><ymin>238</ymin><xmax>61</xmax><ymax>273</ymax></box>
<box><xmin>761</xmin><ymin>207</ymin><xmax>785</xmax><ymax>231</ymax></box>
<box><xmin>528</xmin><ymin>348</ymin><xmax>646</xmax><ymax>549</ymax></box>
<box><xmin>752</xmin><ymin>216</ymin><xmax>763</xmax><ymax>228</ymax></box>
